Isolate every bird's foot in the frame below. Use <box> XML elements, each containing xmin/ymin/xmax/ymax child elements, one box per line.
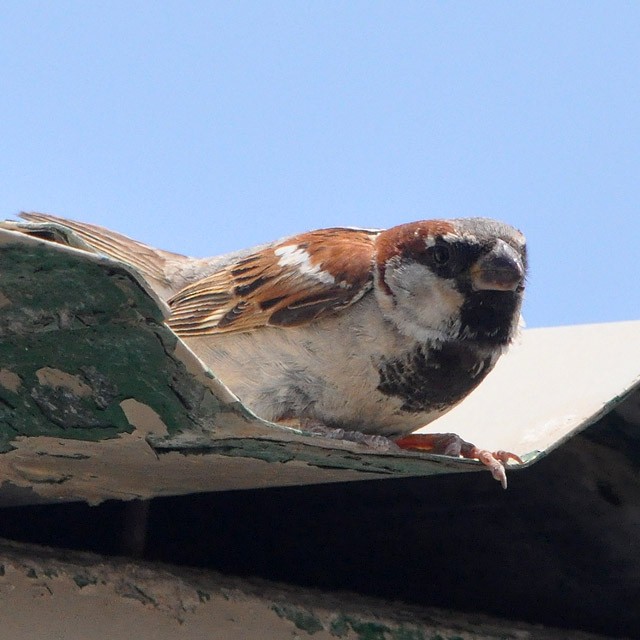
<box><xmin>304</xmin><ymin>423</ymin><xmax>400</xmax><ymax>452</ymax></box>
<box><xmin>394</xmin><ymin>433</ymin><xmax>522</xmax><ymax>489</ymax></box>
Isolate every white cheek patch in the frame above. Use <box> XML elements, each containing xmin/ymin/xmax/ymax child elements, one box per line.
<box><xmin>274</xmin><ymin>245</ymin><xmax>335</xmax><ymax>286</ymax></box>
<box><xmin>378</xmin><ymin>260</ymin><xmax>465</xmax><ymax>341</ymax></box>
<box><xmin>402</xmin><ymin>263</ymin><xmax>463</xmax><ymax>321</ymax></box>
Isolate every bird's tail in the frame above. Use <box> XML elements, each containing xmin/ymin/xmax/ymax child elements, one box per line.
<box><xmin>13</xmin><ymin>212</ymin><xmax>190</xmax><ymax>299</ymax></box>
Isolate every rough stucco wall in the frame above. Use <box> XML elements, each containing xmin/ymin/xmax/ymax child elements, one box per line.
<box><xmin>0</xmin><ymin>539</ymin><xmax>612</xmax><ymax>640</ymax></box>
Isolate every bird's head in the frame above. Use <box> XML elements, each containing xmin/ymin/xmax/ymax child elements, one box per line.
<box><xmin>374</xmin><ymin>218</ymin><xmax>527</xmax><ymax>347</ymax></box>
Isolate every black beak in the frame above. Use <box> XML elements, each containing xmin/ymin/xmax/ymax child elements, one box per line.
<box><xmin>470</xmin><ymin>240</ymin><xmax>524</xmax><ymax>292</ymax></box>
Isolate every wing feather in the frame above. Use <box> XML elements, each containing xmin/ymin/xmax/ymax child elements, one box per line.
<box><xmin>168</xmin><ymin>228</ymin><xmax>377</xmax><ymax>336</ymax></box>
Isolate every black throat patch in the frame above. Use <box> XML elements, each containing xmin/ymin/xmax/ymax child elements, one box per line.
<box><xmin>457</xmin><ymin>289</ymin><xmax>521</xmax><ymax>346</ymax></box>
<box><xmin>376</xmin><ymin>341</ymin><xmax>496</xmax><ymax>413</ymax></box>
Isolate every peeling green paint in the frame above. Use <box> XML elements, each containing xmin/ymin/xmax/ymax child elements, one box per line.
<box><xmin>329</xmin><ymin>616</ymin><xmax>350</xmax><ymax>637</ymax></box>
<box><xmin>153</xmin><ymin>436</ymin><xmax>468</xmax><ymax>478</ymax></box>
<box><xmin>272</xmin><ymin>609</ymin><xmax>437</xmax><ymax>640</ymax></box>
<box><xmin>1</xmin><ymin>323</ymin><xmax>196</xmax><ymax>439</ymax></box>
<box><xmin>331</xmin><ymin>615</ymin><xmax>390</xmax><ymax>640</ymax></box>
<box><xmin>0</xmin><ymin>246</ymin><xmax>162</xmax><ymax>330</ymax></box>
<box><xmin>329</xmin><ymin>614</ymin><xmax>448</xmax><ymax>640</ymax></box>
<box><xmin>271</xmin><ymin>603</ymin><xmax>324</xmax><ymax>635</ymax></box>
<box><xmin>73</xmin><ymin>573</ymin><xmax>97</xmax><ymax>588</ymax></box>
<box><xmin>0</xmin><ymin>242</ymin><xmax>228</xmax><ymax>451</ymax></box>
<box><xmin>196</xmin><ymin>589</ymin><xmax>211</xmax><ymax>603</ymax></box>
<box><xmin>338</xmin><ymin>619</ymin><xmax>390</xmax><ymax>640</ymax></box>
<box><xmin>118</xmin><ymin>582</ymin><xmax>157</xmax><ymax>606</ymax></box>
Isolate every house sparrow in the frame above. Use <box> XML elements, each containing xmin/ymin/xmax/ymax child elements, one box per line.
<box><xmin>16</xmin><ymin>213</ymin><xmax>527</xmax><ymax>487</ymax></box>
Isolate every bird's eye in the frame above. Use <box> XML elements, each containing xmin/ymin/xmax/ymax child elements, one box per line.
<box><xmin>432</xmin><ymin>244</ymin><xmax>451</xmax><ymax>265</ymax></box>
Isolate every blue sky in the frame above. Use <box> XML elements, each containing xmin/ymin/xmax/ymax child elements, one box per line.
<box><xmin>1</xmin><ymin>2</ymin><xmax>638</xmax><ymax>328</ymax></box>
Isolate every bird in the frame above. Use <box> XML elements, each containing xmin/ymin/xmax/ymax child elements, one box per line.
<box><xmin>13</xmin><ymin>212</ymin><xmax>527</xmax><ymax>487</ymax></box>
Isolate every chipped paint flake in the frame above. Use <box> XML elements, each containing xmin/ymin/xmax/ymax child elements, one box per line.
<box><xmin>36</xmin><ymin>368</ymin><xmax>93</xmax><ymax>397</ymax></box>
<box><xmin>120</xmin><ymin>399</ymin><xmax>169</xmax><ymax>436</ymax></box>
<box><xmin>10</xmin><ymin>460</ymin><xmax>72</xmax><ymax>485</ymax></box>
<box><xmin>0</xmin><ymin>369</ymin><xmax>21</xmax><ymax>393</ymax></box>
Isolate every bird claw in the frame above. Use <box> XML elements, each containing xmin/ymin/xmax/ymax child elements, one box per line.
<box><xmin>394</xmin><ymin>433</ymin><xmax>522</xmax><ymax>489</ymax></box>
<box><xmin>467</xmin><ymin>448</ymin><xmax>522</xmax><ymax>489</ymax></box>
<box><xmin>301</xmin><ymin>425</ymin><xmax>522</xmax><ymax>486</ymax></box>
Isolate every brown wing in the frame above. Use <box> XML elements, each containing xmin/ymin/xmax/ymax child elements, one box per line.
<box><xmin>168</xmin><ymin>228</ymin><xmax>377</xmax><ymax>336</ymax></box>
